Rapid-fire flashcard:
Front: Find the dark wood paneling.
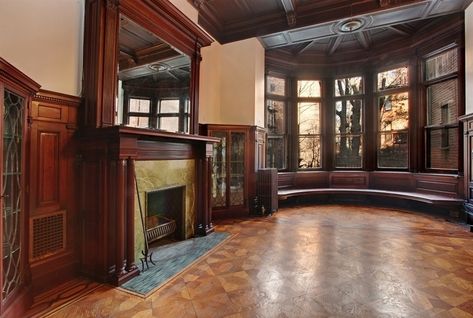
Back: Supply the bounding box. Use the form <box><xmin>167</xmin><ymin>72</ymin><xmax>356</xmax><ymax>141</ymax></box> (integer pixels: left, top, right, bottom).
<box><xmin>329</xmin><ymin>172</ymin><xmax>369</xmax><ymax>188</ymax></box>
<box><xmin>414</xmin><ymin>174</ymin><xmax>462</xmax><ymax>197</ymax></box>
<box><xmin>370</xmin><ymin>172</ymin><xmax>416</xmax><ymax>191</ymax></box>
<box><xmin>294</xmin><ymin>171</ymin><xmax>330</xmax><ymax>189</ymax></box>
<box><xmin>38</xmin><ymin>132</ymin><xmax>60</xmax><ymax>205</ymax></box>
<box><xmin>278</xmin><ymin>171</ymin><xmax>463</xmax><ymax>200</ymax></box>
<box><xmin>38</xmin><ymin>105</ymin><xmax>62</xmax><ymax>120</ymax></box>
<box><xmin>278</xmin><ymin>172</ymin><xmax>295</xmax><ymax>188</ymax></box>
<box><xmin>137</xmin><ymin>140</ymin><xmax>195</xmax><ymax>160</ymax></box>
<box><xmin>29</xmin><ymin>91</ymin><xmax>80</xmax><ymax>295</ymax></box>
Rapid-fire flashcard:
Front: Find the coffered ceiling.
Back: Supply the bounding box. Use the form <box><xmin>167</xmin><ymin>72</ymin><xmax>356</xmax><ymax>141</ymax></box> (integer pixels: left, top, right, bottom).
<box><xmin>188</xmin><ymin>0</ymin><xmax>471</xmax><ymax>54</ymax></box>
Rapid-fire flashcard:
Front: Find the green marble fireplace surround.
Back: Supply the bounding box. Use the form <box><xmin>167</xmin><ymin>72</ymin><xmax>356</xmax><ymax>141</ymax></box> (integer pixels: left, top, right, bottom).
<box><xmin>134</xmin><ymin>159</ymin><xmax>196</xmax><ymax>261</ymax></box>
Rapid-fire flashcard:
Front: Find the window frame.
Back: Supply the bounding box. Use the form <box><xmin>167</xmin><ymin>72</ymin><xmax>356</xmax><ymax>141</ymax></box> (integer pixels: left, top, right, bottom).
<box><xmin>333</xmin><ymin>75</ymin><xmax>365</xmax><ymax>169</ymax></box>
<box><xmin>422</xmin><ymin>44</ymin><xmax>461</xmax><ymax>173</ymax></box>
<box><xmin>265</xmin><ymin>74</ymin><xmax>289</xmax><ymax>170</ymax></box>
<box><xmin>374</xmin><ymin>64</ymin><xmax>411</xmax><ymax>170</ymax></box>
<box><xmin>296</xmin><ymin>79</ymin><xmax>323</xmax><ymax>170</ymax></box>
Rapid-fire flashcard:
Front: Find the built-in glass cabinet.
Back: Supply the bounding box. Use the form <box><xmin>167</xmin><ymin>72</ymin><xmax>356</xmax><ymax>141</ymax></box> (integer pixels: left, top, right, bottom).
<box><xmin>0</xmin><ymin>57</ymin><xmax>40</xmax><ymax>316</ymax></box>
<box><xmin>202</xmin><ymin>124</ymin><xmax>261</xmax><ymax>217</ymax></box>
<box><xmin>210</xmin><ymin>130</ymin><xmax>245</xmax><ymax>209</ymax></box>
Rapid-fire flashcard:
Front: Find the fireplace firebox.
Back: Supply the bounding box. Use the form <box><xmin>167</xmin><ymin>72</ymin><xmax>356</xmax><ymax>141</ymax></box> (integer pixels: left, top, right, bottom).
<box><xmin>145</xmin><ymin>185</ymin><xmax>185</xmax><ymax>243</ymax></box>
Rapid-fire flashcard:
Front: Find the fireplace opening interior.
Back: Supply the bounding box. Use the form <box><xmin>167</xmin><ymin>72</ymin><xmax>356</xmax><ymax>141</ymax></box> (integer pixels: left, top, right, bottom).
<box><xmin>145</xmin><ymin>185</ymin><xmax>186</xmax><ymax>245</ymax></box>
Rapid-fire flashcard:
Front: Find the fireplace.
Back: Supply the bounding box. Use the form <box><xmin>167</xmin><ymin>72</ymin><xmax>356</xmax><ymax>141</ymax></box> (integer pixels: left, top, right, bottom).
<box><xmin>146</xmin><ymin>185</ymin><xmax>185</xmax><ymax>242</ymax></box>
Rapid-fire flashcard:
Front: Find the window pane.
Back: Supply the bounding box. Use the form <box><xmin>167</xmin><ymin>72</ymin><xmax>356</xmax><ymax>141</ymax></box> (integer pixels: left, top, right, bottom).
<box><xmin>128</xmin><ymin>116</ymin><xmax>149</xmax><ymax>128</ymax></box>
<box><xmin>334</xmin><ymin>76</ymin><xmax>363</xmax><ymax>96</ymax></box>
<box><xmin>379</xmin><ymin>93</ymin><xmax>409</xmax><ymax>131</ymax></box>
<box><xmin>298</xmin><ymin>136</ymin><xmax>321</xmax><ymax>168</ymax></box>
<box><xmin>427</xmin><ymin>79</ymin><xmax>458</xmax><ymax>125</ymax></box>
<box><xmin>298</xmin><ymin>102</ymin><xmax>320</xmax><ymax>134</ymax></box>
<box><xmin>184</xmin><ymin>98</ymin><xmax>190</xmax><ymax>113</ymax></box>
<box><xmin>159</xmin><ymin>117</ymin><xmax>179</xmax><ymax>131</ymax></box>
<box><xmin>267</xmin><ymin>137</ymin><xmax>286</xmax><ymax>169</ymax></box>
<box><xmin>266</xmin><ymin>76</ymin><xmax>285</xmax><ymax>96</ymax></box>
<box><xmin>266</xmin><ymin>100</ymin><xmax>285</xmax><ymax>134</ymax></box>
<box><xmin>377</xmin><ymin>67</ymin><xmax>408</xmax><ymax>90</ymax></box>
<box><xmin>297</xmin><ymin>80</ymin><xmax>321</xmax><ymax>97</ymax></box>
<box><xmin>160</xmin><ymin>99</ymin><xmax>180</xmax><ymax>113</ymax></box>
<box><xmin>335</xmin><ymin>135</ymin><xmax>362</xmax><ymax>168</ymax></box>
<box><xmin>129</xmin><ymin>98</ymin><xmax>150</xmax><ymax>113</ymax></box>
<box><xmin>335</xmin><ymin>100</ymin><xmax>362</xmax><ymax>134</ymax></box>
<box><xmin>426</xmin><ymin>48</ymin><xmax>458</xmax><ymax>81</ymax></box>
<box><xmin>378</xmin><ymin>132</ymin><xmax>408</xmax><ymax>168</ymax></box>
<box><xmin>427</xmin><ymin>127</ymin><xmax>458</xmax><ymax>169</ymax></box>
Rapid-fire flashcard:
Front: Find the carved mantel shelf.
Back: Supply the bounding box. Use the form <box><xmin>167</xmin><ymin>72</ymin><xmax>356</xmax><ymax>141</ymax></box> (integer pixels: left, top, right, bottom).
<box><xmin>80</xmin><ymin>125</ymin><xmax>219</xmax><ymax>143</ymax></box>
<box><xmin>78</xmin><ymin>126</ymin><xmax>219</xmax><ymax>160</ymax></box>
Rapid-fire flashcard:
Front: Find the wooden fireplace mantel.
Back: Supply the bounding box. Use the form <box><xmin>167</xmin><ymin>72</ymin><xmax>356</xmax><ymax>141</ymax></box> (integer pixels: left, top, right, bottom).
<box><xmin>78</xmin><ymin>127</ymin><xmax>218</xmax><ymax>285</ymax></box>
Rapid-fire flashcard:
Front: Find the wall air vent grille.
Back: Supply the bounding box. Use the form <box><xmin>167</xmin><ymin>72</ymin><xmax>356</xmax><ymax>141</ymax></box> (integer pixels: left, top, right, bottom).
<box><xmin>30</xmin><ymin>211</ymin><xmax>66</xmax><ymax>261</ymax></box>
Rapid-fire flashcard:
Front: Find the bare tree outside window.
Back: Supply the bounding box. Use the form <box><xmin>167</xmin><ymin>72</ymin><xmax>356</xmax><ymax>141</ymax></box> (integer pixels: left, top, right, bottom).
<box><xmin>296</xmin><ymin>80</ymin><xmax>322</xmax><ymax>169</ymax></box>
<box><xmin>334</xmin><ymin>77</ymin><xmax>363</xmax><ymax>168</ymax></box>
<box><xmin>298</xmin><ymin>101</ymin><xmax>321</xmax><ymax>168</ymax></box>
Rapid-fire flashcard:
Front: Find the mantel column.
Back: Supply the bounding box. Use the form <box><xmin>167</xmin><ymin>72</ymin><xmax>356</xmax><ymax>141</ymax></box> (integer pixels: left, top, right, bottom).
<box><xmin>196</xmin><ymin>143</ymin><xmax>214</xmax><ymax>235</ymax></box>
<box><xmin>114</xmin><ymin>159</ymin><xmax>127</xmax><ymax>282</ymax></box>
<box><xmin>126</xmin><ymin>158</ymin><xmax>138</xmax><ymax>274</ymax></box>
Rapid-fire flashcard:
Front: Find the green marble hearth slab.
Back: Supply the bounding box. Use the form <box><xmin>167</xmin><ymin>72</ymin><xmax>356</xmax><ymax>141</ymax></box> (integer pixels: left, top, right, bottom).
<box><xmin>120</xmin><ymin>232</ymin><xmax>231</xmax><ymax>297</ymax></box>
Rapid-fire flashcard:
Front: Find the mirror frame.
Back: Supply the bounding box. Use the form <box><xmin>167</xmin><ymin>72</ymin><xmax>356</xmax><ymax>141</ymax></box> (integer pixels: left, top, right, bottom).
<box><xmin>82</xmin><ymin>0</ymin><xmax>213</xmax><ymax>134</ymax></box>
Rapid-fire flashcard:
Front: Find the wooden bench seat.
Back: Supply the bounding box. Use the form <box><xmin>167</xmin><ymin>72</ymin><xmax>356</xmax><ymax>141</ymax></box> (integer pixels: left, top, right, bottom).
<box><xmin>278</xmin><ymin>187</ymin><xmax>464</xmax><ymax>208</ymax></box>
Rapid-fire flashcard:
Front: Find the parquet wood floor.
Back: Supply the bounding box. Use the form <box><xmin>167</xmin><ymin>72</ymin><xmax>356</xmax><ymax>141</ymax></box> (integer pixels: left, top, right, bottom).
<box><xmin>35</xmin><ymin>205</ymin><xmax>473</xmax><ymax>317</ymax></box>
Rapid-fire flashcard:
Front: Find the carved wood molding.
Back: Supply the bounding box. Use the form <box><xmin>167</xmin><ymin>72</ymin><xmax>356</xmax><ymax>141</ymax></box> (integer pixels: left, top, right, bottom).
<box><xmin>0</xmin><ymin>57</ymin><xmax>41</xmax><ymax>94</ymax></box>
<box><xmin>33</xmin><ymin>89</ymin><xmax>81</xmax><ymax>107</ymax></box>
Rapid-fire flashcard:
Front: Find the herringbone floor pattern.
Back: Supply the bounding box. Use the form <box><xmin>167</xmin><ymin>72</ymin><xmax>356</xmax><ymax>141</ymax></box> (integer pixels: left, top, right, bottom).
<box><xmin>38</xmin><ymin>205</ymin><xmax>473</xmax><ymax>317</ymax></box>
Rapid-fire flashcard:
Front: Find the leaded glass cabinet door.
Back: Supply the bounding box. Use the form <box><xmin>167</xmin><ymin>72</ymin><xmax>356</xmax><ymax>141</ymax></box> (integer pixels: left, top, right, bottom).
<box><xmin>229</xmin><ymin>132</ymin><xmax>245</xmax><ymax>206</ymax></box>
<box><xmin>211</xmin><ymin>131</ymin><xmax>227</xmax><ymax>208</ymax></box>
<box><xmin>1</xmin><ymin>88</ymin><xmax>26</xmax><ymax>305</ymax></box>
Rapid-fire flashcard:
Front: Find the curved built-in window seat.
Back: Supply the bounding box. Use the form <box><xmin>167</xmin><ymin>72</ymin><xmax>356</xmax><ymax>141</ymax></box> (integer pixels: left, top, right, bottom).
<box><xmin>277</xmin><ymin>171</ymin><xmax>466</xmax><ymax>220</ymax></box>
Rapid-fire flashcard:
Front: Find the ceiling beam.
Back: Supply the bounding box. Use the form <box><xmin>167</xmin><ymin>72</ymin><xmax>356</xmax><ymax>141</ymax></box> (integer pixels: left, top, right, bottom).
<box><xmin>327</xmin><ymin>36</ymin><xmax>343</xmax><ymax>55</ymax></box>
<box><xmin>234</xmin><ymin>0</ymin><xmax>252</xmax><ymax>15</ymax></box>
<box><xmin>422</xmin><ymin>0</ymin><xmax>440</xmax><ymax>18</ymax></box>
<box><xmin>388</xmin><ymin>25</ymin><xmax>412</xmax><ymax>36</ymax></box>
<box><xmin>280</xmin><ymin>0</ymin><xmax>296</xmax><ymax>27</ymax></box>
<box><xmin>295</xmin><ymin>40</ymin><xmax>317</xmax><ymax>55</ymax></box>
<box><xmin>355</xmin><ymin>31</ymin><xmax>371</xmax><ymax>50</ymax></box>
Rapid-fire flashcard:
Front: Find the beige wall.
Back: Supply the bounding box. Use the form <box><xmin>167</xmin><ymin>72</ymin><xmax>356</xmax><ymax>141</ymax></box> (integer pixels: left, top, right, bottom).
<box><xmin>466</xmin><ymin>2</ymin><xmax>473</xmax><ymax>114</ymax></box>
<box><xmin>199</xmin><ymin>42</ymin><xmax>223</xmax><ymax>123</ymax></box>
<box><xmin>199</xmin><ymin>38</ymin><xmax>265</xmax><ymax>126</ymax></box>
<box><xmin>0</xmin><ymin>0</ymin><xmax>84</xmax><ymax>96</ymax></box>
<box><xmin>170</xmin><ymin>0</ymin><xmax>266</xmax><ymax>126</ymax></box>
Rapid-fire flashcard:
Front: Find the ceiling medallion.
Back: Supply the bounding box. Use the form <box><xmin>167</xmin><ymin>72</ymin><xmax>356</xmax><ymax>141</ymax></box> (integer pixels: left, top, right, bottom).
<box><xmin>339</xmin><ymin>19</ymin><xmax>364</xmax><ymax>32</ymax></box>
<box><xmin>332</xmin><ymin>16</ymin><xmax>372</xmax><ymax>34</ymax></box>
<box><xmin>149</xmin><ymin>63</ymin><xmax>169</xmax><ymax>72</ymax></box>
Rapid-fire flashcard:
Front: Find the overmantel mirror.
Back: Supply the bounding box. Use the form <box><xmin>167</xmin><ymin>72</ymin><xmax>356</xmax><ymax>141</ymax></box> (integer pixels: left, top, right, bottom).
<box><xmin>116</xmin><ymin>14</ymin><xmax>191</xmax><ymax>133</ymax></box>
<box><xmin>81</xmin><ymin>0</ymin><xmax>212</xmax><ymax>133</ymax></box>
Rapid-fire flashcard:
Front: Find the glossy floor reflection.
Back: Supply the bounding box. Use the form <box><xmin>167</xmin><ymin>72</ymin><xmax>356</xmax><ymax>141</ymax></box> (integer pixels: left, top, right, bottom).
<box><xmin>39</xmin><ymin>205</ymin><xmax>473</xmax><ymax>317</ymax></box>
